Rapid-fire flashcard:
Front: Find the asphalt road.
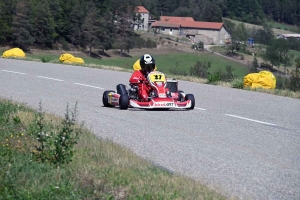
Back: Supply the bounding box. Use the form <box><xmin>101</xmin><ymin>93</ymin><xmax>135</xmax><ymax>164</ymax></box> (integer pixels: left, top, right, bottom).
<box><xmin>0</xmin><ymin>58</ymin><xmax>299</xmax><ymax>200</ymax></box>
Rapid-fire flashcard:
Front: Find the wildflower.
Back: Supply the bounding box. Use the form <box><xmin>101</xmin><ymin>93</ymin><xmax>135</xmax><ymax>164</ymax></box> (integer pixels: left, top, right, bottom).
<box><xmin>21</xmin><ymin>133</ymin><xmax>24</xmax><ymax>136</ymax></box>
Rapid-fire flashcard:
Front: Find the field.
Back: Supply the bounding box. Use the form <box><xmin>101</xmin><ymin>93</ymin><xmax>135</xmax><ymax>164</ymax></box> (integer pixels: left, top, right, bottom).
<box><xmin>223</xmin><ymin>17</ymin><xmax>299</xmax><ymax>35</ymax></box>
<box><xmin>26</xmin><ymin>48</ymin><xmax>250</xmax><ymax>79</ymax></box>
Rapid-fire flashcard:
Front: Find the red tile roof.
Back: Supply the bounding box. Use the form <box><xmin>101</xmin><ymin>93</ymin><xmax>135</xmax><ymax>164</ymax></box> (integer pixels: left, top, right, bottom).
<box><xmin>152</xmin><ymin>16</ymin><xmax>223</xmax><ymax>30</ymax></box>
<box><xmin>151</xmin><ymin>21</ymin><xmax>181</xmax><ymax>28</ymax></box>
<box><xmin>135</xmin><ymin>6</ymin><xmax>149</xmax><ymax>13</ymax></box>
<box><xmin>160</xmin><ymin>16</ymin><xmax>194</xmax><ymax>22</ymax></box>
<box><xmin>181</xmin><ymin>21</ymin><xmax>223</xmax><ymax>29</ymax></box>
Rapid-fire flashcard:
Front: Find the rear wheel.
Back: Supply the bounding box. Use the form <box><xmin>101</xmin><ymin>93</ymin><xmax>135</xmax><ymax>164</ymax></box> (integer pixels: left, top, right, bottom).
<box><xmin>119</xmin><ymin>94</ymin><xmax>129</xmax><ymax>110</ymax></box>
<box><xmin>102</xmin><ymin>90</ymin><xmax>115</xmax><ymax>107</ymax></box>
<box><xmin>117</xmin><ymin>84</ymin><xmax>127</xmax><ymax>95</ymax></box>
<box><xmin>178</xmin><ymin>90</ymin><xmax>185</xmax><ymax>101</ymax></box>
<box><xmin>185</xmin><ymin>94</ymin><xmax>195</xmax><ymax>110</ymax></box>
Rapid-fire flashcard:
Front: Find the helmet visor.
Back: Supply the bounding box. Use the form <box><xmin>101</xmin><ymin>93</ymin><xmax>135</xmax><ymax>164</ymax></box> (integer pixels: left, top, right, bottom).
<box><xmin>142</xmin><ymin>64</ymin><xmax>155</xmax><ymax>73</ymax></box>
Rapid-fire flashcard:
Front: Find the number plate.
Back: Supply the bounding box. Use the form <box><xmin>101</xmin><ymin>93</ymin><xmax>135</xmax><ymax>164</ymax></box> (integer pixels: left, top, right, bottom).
<box><xmin>148</xmin><ymin>73</ymin><xmax>166</xmax><ymax>83</ymax></box>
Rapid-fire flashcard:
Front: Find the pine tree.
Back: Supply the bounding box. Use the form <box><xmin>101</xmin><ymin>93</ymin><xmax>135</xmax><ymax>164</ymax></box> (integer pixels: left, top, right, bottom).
<box><xmin>0</xmin><ymin>0</ymin><xmax>16</xmax><ymax>44</ymax></box>
<box><xmin>67</xmin><ymin>0</ymin><xmax>85</xmax><ymax>46</ymax></box>
<box><xmin>31</xmin><ymin>0</ymin><xmax>56</xmax><ymax>48</ymax></box>
<box><xmin>12</xmin><ymin>0</ymin><xmax>35</xmax><ymax>49</ymax></box>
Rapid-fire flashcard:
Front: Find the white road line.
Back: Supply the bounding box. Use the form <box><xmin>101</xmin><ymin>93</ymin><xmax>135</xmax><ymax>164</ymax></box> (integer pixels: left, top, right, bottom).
<box><xmin>37</xmin><ymin>76</ymin><xmax>64</xmax><ymax>82</ymax></box>
<box><xmin>224</xmin><ymin>114</ymin><xmax>276</xmax><ymax>126</ymax></box>
<box><xmin>74</xmin><ymin>83</ymin><xmax>104</xmax><ymax>89</ymax></box>
<box><xmin>2</xmin><ymin>70</ymin><xmax>26</xmax><ymax>75</ymax></box>
<box><xmin>195</xmin><ymin>107</ymin><xmax>206</xmax><ymax>110</ymax></box>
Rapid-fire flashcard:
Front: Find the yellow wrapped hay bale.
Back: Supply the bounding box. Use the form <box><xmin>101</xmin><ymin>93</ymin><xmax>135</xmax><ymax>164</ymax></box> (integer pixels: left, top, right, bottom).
<box><xmin>2</xmin><ymin>48</ymin><xmax>26</xmax><ymax>58</ymax></box>
<box><xmin>243</xmin><ymin>70</ymin><xmax>276</xmax><ymax>89</ymax></box>
<box><xmin>59</xmin><ymin>53</ymin><xmax>84</xmax><ymax>64</ymax></box>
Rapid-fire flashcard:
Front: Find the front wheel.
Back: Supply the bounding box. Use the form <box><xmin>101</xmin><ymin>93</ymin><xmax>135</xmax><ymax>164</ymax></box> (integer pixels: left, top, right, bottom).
<box><xmin>119</xmin><ymin>94</ymin><xmax>129</xmax><ymax>110</ymax></box>
<box><xmin>102</xmin><ymin>90</ymin><xmax>115</xmax><ymax>107</ymax></box>
<box><xmin>185</xmin><ymin>94</ymin><xmax>195</xmax><ymax>110</ymax></box>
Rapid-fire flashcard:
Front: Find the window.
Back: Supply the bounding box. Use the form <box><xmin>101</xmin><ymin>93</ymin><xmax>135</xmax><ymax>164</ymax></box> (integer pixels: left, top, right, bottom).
<box><xmin>170</xmin><ymin>29</ymin><xmax>173</xmax><ymax>32</ymax></box>
<box><xmin>161</xmin><ymin>28</ymin><xmax>165</xmax><ymax>32</ymax></box>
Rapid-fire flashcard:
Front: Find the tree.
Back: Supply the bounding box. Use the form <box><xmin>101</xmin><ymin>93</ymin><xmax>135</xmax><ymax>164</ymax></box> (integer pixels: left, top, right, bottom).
<box><xmin>263</xmin><ymin>38</ymin><xmax>291</xmax><ymax>71</ymax></box>
<box><xmin>172</xmin><ymin>7</ymin><xmax>191</xmax><ymax>17</ymax></box>
<box><xmin>0</xmin><ymin>0</ymin><xmax>16</xmax><ymax>44</ymax></box>
<box><xmin>12</xmin><ymin>0</ymin><xmax>35</xmax><ymax>49</ymax></box>
<box><xmin>202</xmin><ymin>3</ymin><xmax>222</xmax><ymax>22</ymax></box>
<box><xmin>31</xmin><ymin>0</ymin><xmax>56</xmax><ymax>48</ymax></box>
<box><xmin>66</xmin><ymin>0</ymin><xmax>85</xmax><ymax>46</ymax></box>
<box><xmin>81</xmin><ymin>3</ymin><xmax>103</xmax><ymax>55</ymax></box>
<box><xmin>233</xmin><ymin>23</ymin><xmax>248</xmax><ymax>42</ymax></box>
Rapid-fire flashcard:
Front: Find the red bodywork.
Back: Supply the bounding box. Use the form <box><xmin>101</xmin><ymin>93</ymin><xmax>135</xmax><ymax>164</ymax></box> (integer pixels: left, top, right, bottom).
<box><xmin>108</xmin><ymin>71</ymin><xmax>192</xmax><ymax>109</ymax></box>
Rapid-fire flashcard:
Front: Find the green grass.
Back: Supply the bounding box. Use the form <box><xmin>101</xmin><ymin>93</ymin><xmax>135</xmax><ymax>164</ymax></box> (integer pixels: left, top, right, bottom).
<box><xmin>0</xmin><ymin>99</ymin><xmax>228</xmax><ymax>199</ymax></box>
<box><xmin>223</xmin><ymin>17</ymin><xmax>298</xmax><ymax>35</ymax></box>
<box><xmin>269</xmin><ymin>21</ymin><xmax>300</xmax><ymax>33</ymax></box>
<box><xmin>27</xmin><ymin>52</ymin><xmax>249</xmax><ymax>79</ymax></box>
<box><xmin>290</xmin><ymin>50</ymin><xmax>300</xmax><ymax>58</ymax></box>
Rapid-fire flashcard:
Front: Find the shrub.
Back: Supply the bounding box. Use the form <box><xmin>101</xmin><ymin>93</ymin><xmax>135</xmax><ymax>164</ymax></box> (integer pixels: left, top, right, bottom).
<box><xmin>276</xmin><ymin>76</ymin><xmax>289</xmax><ymax>90</ymax></box>
<box><xmin>289</xmin><ymin>69</ymin><xmax>300</xmax><ymax>91</ymax></box>
<box><xmin>225</xmin><ymin>65</ymin><xmax>236</xmax><ymax>80</ymax></box>
<box><xmin>189</xmin><ymin>61</ymin><xmax>211</xmax><ymax>78</ymax></box>
<box><xmin>62</xmin><ymin>40</ymin><xmax>70</xmax><ymax>51</ymax></box>
<box><xmin>40</xmin><ymin>57</ymin><xmax>51</xmax><ymax>63</ymax></box>
<box><xmin>249</xmin><ymin>56</ymin><xmax>259</xmax><ymax>73</ymax></box>
<box><xmin>28</xmin><ymin>102</ymin><xmax>83</xmax><ymax>166</ymax></box>
<box><xmin>231</xmin><ymin>78</ymin><xmax>244</xmax><ymax>89</ymax></box>
<box><xmin>208</xmin><ymin>69</ymin><xmax>222</xmax><ymax>83</ymax></box>
<box><xmin>145</xmin><ymin>38</ymin><xmax>156</xmax><ymax>48</ymax></box>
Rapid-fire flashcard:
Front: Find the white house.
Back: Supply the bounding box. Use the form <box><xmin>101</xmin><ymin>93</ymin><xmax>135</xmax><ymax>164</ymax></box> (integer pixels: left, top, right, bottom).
<box><xmin>133</xmin><ymin>6</ymin><xmax>149</xmax><ymax>31</ymax></box>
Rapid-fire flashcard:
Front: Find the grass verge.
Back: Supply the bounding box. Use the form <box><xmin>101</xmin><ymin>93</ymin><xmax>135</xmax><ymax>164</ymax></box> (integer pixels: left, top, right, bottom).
<box><xmin>0</xmin><ymin>99</ymin><xmax>228</xmax><ymax>199</ymax></box>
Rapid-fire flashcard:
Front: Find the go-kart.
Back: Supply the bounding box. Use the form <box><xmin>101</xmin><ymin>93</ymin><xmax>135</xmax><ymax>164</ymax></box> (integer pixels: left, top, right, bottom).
<box><xmin>102</xmin><ymin>71</ymin><xmax>195</xmax><ymax>110</ymax></box>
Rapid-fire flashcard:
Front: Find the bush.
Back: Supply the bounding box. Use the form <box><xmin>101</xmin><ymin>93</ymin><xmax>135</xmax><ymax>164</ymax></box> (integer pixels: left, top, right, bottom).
<box><xmin>276</xmin><ymin>76</ymin><xmax>289</xmax><ymax>90</ymax></box>
<box><xmin>145</xmin><ymin>38</ymin><xmax>157</xmax><ymax>48</ymax></box>
<box><xmin>249</xmin><ymin>56</ymin><xmax>259</xmax><ymax>73</ymax></box>
<box><xmin>62</xmin><ymin>40</ymin><xmax>70</xmax><ymax>51</ymax></box>
<box><xmin>190</xmin><ymin>61</ymin><xmax>211</xmax><ymax>78</ymax></box>
<box><xmin>224</xmin><ymin>65</ymin><xmax>236</xmax><ymax>80</ymax></box>
<box><xmin>231</xmin><ymin>78</ymin><xmax>244</xmax><ymax>89</ymax></box>
<box><xmin>40</xmin><ymin>57</ymin><xmax>51</xmax><ymax>63</ymax></box>
<box><xmin>28</xmin><ymin>102</ymin><xmax>83</xmax><ymax>166</ymax></box>
<box><xmin>289</xmin><ymin>69</ymin><xmax>300</xmax><ymax>91</ymax></box>
<box><xmin>208</xmin><ymin>71</ymin><xmax>222</xmax><ymax>83</ymax></box>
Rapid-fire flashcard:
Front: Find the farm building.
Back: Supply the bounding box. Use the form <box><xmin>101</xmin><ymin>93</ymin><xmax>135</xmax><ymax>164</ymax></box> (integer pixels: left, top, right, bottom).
<box><xmin>151</xmin><ymin>16</ymin><xmax>231</xmax><ymax>45</ymax></box>
<box><xmin>133</xmin><ymin>6</ymin><xmax>150</xmax><ymax>31</ymax></box>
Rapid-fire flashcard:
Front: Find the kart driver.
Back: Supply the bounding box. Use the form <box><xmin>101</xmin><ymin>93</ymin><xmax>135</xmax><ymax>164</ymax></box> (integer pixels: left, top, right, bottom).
<box><xmin>129</xmin><ymin>54</ymin><xmax>156</xmax><ymax>101</ymax></box>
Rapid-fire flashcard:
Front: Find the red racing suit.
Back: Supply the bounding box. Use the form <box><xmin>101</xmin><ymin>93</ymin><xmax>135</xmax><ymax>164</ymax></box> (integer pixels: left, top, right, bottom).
<box><xmin>129</xmin><ymin>70</ymin><xmax>152</xmax><ymax>101</ymax></box>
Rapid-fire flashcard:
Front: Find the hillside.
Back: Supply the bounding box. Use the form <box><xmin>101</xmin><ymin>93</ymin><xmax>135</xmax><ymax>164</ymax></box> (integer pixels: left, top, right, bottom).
<box><xmin>223</xmin><ymin>18</ymin><xmax>300</xmax><ymax>35</ymax></box>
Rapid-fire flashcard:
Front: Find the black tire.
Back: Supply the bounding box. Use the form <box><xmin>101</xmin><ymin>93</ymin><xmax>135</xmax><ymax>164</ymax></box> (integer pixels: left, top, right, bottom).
<box><xmin>178</xmin><ymin>90</ymin><xmax>184</xmax><ymax>101</ymax></box>
<box><xmin>119</xmin><ymin>94</ymin><xmax>129</xmax><ymax>110</ymax></box>
<box><xmin>185</xmin><ymin>94</ymin><xmax>195</xmax><ymax>110</ymax></box>
<box><xmin>102</xmin><ymin>90</ymin><xmax>115</xmax><ymax>107</ymax></box>
<box><xmin>117</xmin><ymin>84</ymin><xmax>127</xmax><ymax>95</ymax></box>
